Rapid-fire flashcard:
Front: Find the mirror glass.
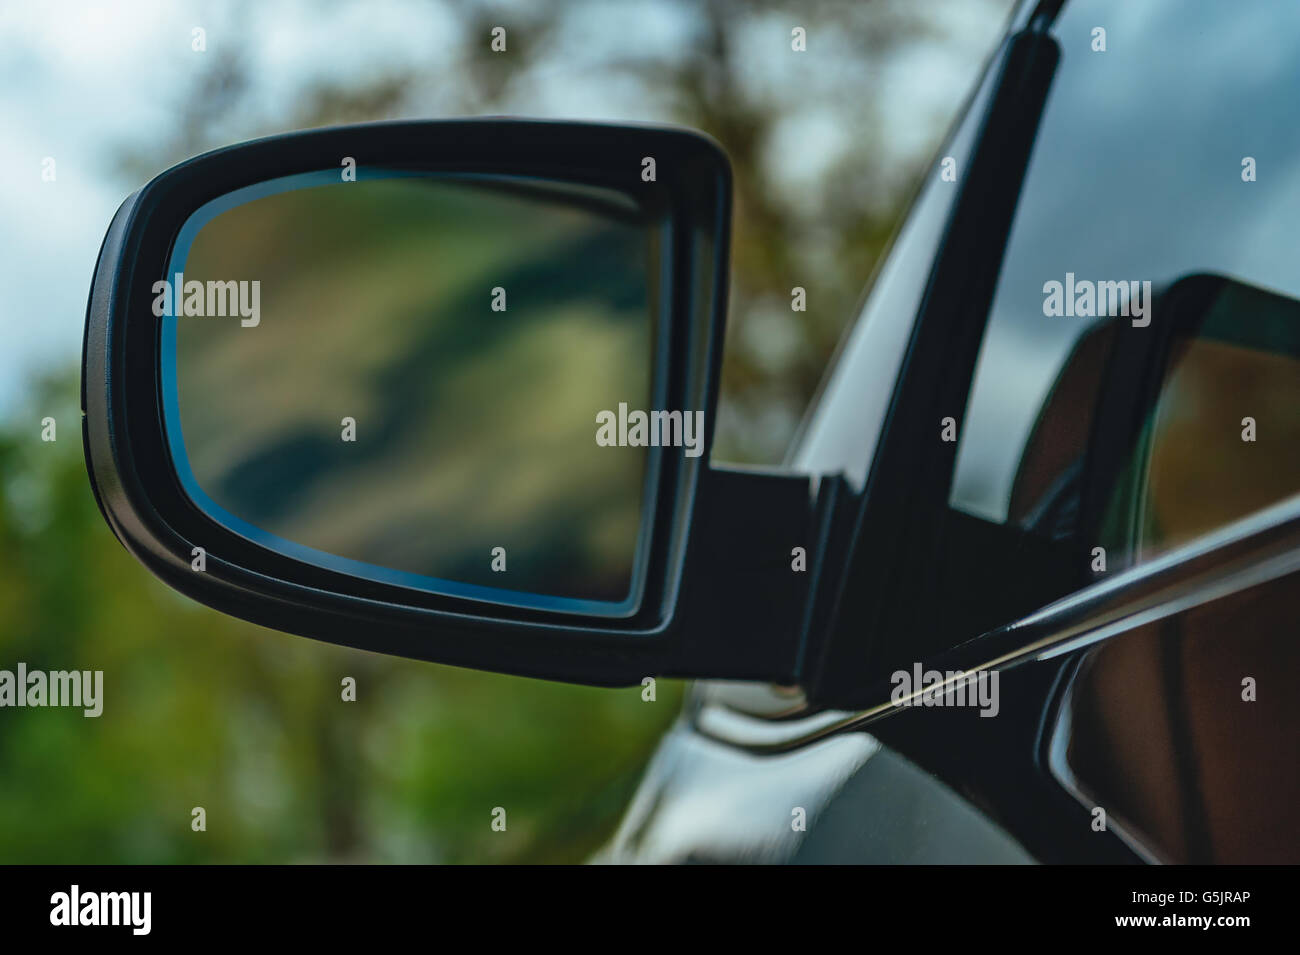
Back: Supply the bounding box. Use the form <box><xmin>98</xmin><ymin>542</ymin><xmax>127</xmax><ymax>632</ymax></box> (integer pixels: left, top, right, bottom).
<box><xmin>160</xmin><ymin>170</ymin><xmax>665</xmax><ymax>615</ymax></box>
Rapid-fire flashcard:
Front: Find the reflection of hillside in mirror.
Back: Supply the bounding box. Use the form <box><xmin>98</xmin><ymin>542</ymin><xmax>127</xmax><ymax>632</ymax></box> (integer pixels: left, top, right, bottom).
<box><xmin>175</xmin><ymin>176</ymin><xmax>657</xmax><ymax>604</ymax></box>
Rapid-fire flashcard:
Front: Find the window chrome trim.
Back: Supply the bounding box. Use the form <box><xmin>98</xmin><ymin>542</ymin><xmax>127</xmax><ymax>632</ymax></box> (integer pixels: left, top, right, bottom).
<box><xmin>696</xmin><ymin>491</ymin><xmax>1300</xmax><ymax>754</ymax></box>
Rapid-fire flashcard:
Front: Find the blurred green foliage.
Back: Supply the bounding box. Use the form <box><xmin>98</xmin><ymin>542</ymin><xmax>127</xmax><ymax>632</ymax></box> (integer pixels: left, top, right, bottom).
<box><xmin>0</xmin><ymin>372</ymin><xmax>681</xmax><ymax>862</ymax></box>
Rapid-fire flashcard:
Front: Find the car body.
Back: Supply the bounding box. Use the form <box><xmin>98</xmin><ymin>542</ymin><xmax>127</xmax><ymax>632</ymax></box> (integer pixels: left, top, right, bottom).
<box><xmin>600</xmin><ymin>0</ymin><xmax>1300</xmax><ymax>864</ymax></box>
<box><xmin>81</xmin><ymin>0</ymin><xmax>1298</xmax><ymax>867</ymax></box>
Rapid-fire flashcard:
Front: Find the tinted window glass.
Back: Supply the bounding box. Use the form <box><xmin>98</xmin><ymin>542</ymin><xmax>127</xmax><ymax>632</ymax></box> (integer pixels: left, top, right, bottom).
<box><xmin>938</xmin><ymin>0</ymin><xmax>1300</xmax><ymax>635</ymax></box>
<box><xmin>1098</xmin><ymin>279</ymin><xmax>1300</xmax><ymax>563</ymax></box>
<box><xmin>1054</xmin><ymin>570</ymin><xmax>1299</xmax><ymax>864</ymax></box>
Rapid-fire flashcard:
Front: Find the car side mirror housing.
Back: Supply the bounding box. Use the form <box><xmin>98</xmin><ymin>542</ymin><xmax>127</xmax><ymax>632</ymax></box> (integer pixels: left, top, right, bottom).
<box><xmin>82</xmin><ymin>119</ymin><xmax>827</xmax><ymax>687</ymax></box>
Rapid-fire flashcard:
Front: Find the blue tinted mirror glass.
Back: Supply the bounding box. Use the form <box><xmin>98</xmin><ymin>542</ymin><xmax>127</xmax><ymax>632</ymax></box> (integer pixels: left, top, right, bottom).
<box><xmin>161</xmin><ymin>171</ymin><xmax>665</xmax><ymax>615</ymax></box>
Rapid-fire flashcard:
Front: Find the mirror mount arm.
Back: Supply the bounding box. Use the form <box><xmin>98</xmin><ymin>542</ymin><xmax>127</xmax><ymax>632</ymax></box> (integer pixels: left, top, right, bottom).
<box><xmin>666</xmin><ymin>465</ymin><xmax>859</xmax><ymax>688</ymax></box>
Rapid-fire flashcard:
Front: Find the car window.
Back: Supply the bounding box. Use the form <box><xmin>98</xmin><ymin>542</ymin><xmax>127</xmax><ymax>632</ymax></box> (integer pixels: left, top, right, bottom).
<box><xmin>1051</xmin><ymin>568</ymin><xmax>1300</xmax><ymax>864</ymax></box>
<box><xmin>935</xmin><ymin>0</ymin><xmax>1300</xmax><ymax>636</ymax></box>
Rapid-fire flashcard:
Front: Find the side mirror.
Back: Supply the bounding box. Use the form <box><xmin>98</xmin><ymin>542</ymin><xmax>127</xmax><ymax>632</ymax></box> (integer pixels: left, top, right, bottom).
<box><xmin>83</xmin><ymin>120</ymin><xmax>822</xmax><ymax>686</ymax></box>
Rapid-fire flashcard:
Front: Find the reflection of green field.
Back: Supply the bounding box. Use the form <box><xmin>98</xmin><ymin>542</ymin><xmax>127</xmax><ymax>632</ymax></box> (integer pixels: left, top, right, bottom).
<box><xmin>178</xmin><ymin>178</ymin><xmax>653</xmax><ymax>601</ymax></box>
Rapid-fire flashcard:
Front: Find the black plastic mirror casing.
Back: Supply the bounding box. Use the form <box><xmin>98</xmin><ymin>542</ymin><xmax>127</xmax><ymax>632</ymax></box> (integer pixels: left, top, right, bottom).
<box><xmin>82</xmin><ymin>119</ymin><xmax>815</xmax><ymax>687</ymax></box>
